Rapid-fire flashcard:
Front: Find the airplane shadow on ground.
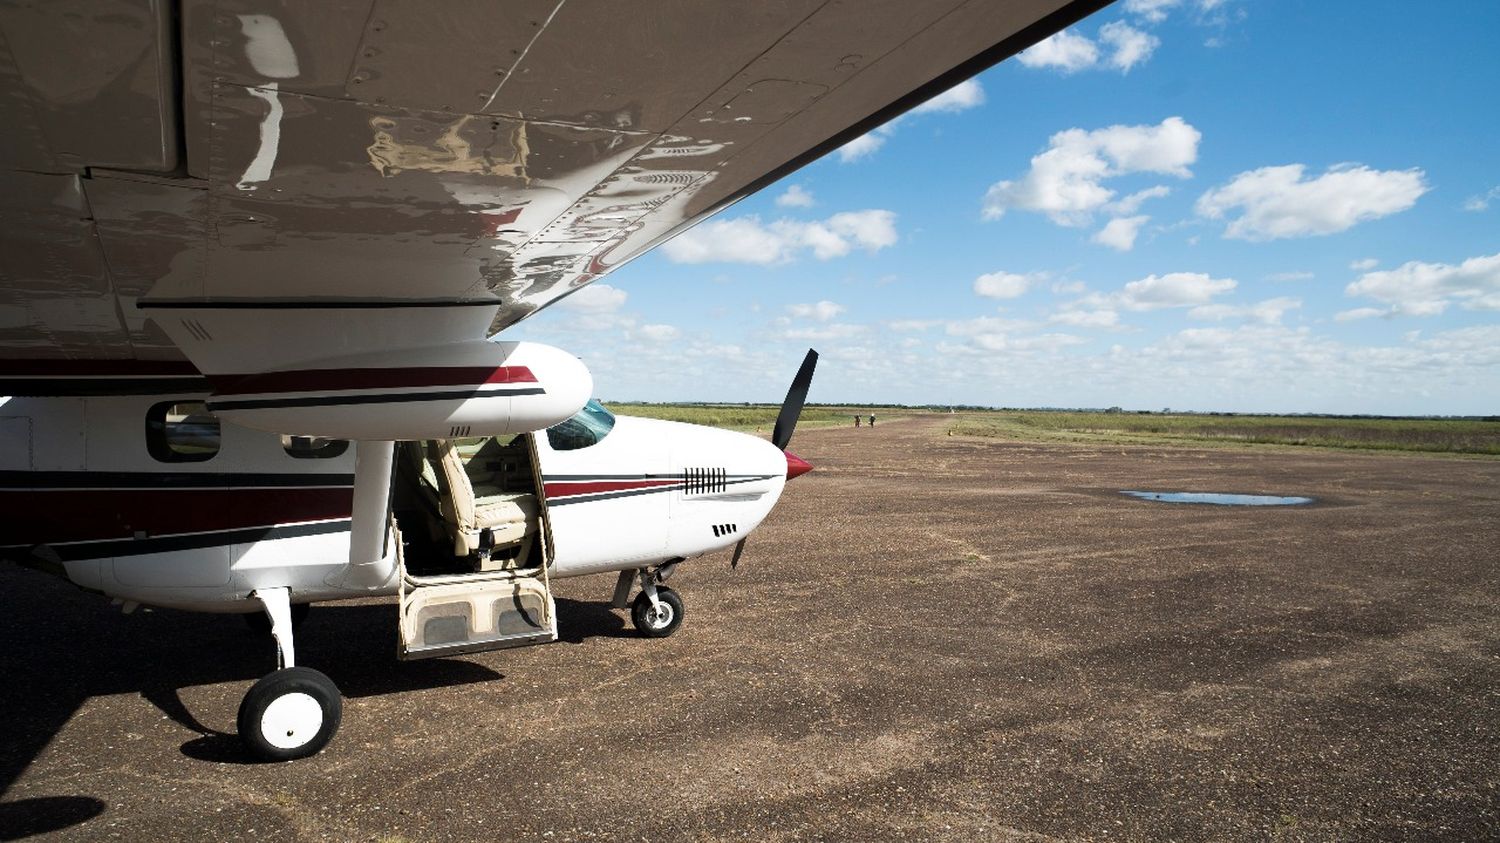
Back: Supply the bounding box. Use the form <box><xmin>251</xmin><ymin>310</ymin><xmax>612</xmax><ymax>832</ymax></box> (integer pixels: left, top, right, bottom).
<box><xmin>0</xmin><ymin>565</ymin><xmax>630</xmax><ymax>833</ymax></box>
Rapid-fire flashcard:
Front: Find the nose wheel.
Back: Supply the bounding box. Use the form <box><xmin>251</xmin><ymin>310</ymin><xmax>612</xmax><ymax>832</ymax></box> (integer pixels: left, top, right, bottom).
<box><xmin>631</xmin><ymin>586</ymin><xmax>684</xmax><ymax>638</ymax></box>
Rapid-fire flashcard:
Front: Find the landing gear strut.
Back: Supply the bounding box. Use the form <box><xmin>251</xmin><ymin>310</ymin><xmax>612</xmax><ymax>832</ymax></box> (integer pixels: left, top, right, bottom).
<box><xmin>614</xmin><ymin>567</ymin><xmax>686</xmax><ymax>638</ymax></box>
<box><xmin>238</xmin><ymin>587</ymin><xmax>342</xmax><ymax>761</ymax></box>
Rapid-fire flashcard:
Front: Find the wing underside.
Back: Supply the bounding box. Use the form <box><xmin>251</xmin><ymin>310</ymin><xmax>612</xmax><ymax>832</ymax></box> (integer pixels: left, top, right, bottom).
<box><xmin>0</xmin><ymin>0</ymin><xmax>1108</xmax><ymax>373</ymax></box>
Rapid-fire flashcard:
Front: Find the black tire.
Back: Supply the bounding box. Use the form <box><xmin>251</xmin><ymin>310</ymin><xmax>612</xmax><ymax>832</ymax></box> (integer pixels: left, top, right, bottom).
<box><xmin>236</xmin><ymin>667</ymin><xmax>342</xmax><ymax>762</ymax></box>
<box><xmin>630</xmin><ymin>587</ymin><xmax>684</xmax><ymax>638</ymax></box>
<box><xmin>242</xmin><ymin>601</ymin><xmax>311</xmax><ymax>633</ymax></box>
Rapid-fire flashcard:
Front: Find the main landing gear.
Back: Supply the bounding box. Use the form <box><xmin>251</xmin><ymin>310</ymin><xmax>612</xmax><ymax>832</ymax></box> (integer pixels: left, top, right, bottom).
<box><xmin>613</xmin><ymin>565</ymin><xmax>685</xmax><ymax>638</ymax></box>
<box><xmin>238</xmin><ymin>588</ymin><xmax>342</xmax><ymax>761</ymax></box>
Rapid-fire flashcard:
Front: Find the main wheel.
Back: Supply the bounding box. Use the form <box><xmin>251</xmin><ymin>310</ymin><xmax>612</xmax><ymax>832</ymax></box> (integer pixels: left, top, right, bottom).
<box><xmin>631</xmin><ymin>587</ymin><xmax>684</xmax><ymax>638</ymax></box>
<box><xmin>237</xmin><ymin>666</ymin><xmax>342</xmax><ymax>762</ymax></box>
<box><xmin>242</xmin><ymin>601</ymin><xmax>311</xmax><ymax>633</ymax></box>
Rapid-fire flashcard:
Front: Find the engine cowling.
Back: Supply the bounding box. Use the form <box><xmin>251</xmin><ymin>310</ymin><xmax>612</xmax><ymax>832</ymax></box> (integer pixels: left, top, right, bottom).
<box><xmin>205</xmin><ymin>340</ymin><xmax>591</xmax><ymax>440</ymax></box>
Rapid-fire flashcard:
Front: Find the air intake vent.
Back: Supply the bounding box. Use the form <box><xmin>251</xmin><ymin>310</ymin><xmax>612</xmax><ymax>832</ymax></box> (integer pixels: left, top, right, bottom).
<box><xmin>711</xmin><ymin>523</ymin><xmax>739</xmax><ymax>538</ymax></box>
<box><xmin>682</xmin><ymin>467</ymin><xmax>726</xmax><ymax>495</ymax></box>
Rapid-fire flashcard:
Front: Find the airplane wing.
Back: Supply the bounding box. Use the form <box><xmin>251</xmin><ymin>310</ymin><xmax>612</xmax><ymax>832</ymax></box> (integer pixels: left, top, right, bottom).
<box><xmin>0</xmin><ymin>0</ymin><xmax>1109</xmax><ymax>381</ymax></box>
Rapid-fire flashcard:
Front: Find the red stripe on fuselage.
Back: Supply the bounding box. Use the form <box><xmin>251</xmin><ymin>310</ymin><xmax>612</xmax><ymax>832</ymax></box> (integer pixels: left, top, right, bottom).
<box><xmin>210</xmin><ymin>366</ymin><xmax>538</xmax><ymax>396</ymax></box>
<box><xmin>542</xmin><ymin>479</ymin><xmax>679</xmax><ymax>500</ymax></box>
<box><xmin>0</xmin><ymin>488</ymin><xmax>354</xmax><ymax>545</ymax></box>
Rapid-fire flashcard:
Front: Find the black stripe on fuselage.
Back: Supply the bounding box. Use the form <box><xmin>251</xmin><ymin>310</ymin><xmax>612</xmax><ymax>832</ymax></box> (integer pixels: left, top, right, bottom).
<box><xmin>208</xmin><ymin>386</ymin><xmax>545</xmax><ymax>411</ymax></box>
<box><xmin>546</xmin><ymin>475</ymin><xmax>776</xmax><ymax>507</ymax></box>
<box><xmin>0</xmin><ymin>471</ymin><xmax>354</xmax><ymax>490</ymax></box>
<box><xmin>0</xmin><ymin>377</ymin><xmax>211</xmax><ymax>396</ymax></box>
<box><xmin>8</xmin><ymin>519</ymin><xmax>351</xmax><ymax>561</ymax></box>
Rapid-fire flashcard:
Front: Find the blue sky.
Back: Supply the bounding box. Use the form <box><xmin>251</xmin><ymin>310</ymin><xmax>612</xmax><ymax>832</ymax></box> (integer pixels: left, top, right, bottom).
<box><xmin>525</xmin><ymin>0</ymin><xmax>1500</xmax><ymax>415</ymax></box>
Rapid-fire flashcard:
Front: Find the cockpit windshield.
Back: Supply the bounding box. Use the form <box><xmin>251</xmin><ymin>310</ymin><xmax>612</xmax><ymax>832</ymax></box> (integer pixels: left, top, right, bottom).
<box><xmin>545</xmin><ymin>399</ymin><xmax>616</xmax><ymax>451</ymax></box>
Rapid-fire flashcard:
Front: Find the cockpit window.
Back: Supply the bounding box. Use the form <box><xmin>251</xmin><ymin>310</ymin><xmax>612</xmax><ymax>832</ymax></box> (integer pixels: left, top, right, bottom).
<box><xmin>546</xmin><ymin>399</ymin><xmax>616</xmax><ymax>451</ymax></box>
<box><xmin>146</xmin><ymin>401</ymin><xmax>220</xmax><ymax>463</ymax></box>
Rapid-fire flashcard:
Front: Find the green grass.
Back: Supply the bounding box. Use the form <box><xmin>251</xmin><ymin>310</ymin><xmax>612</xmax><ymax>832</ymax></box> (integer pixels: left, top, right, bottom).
<box><xmin>947</xmin><ymin>411</ymin><xmax>1500</xmax><ymax>456</ymax></box>
<box><xmin>606</xmin><ymin>402</ymin><xmax>910</xmax><ymax>435</ymax></box>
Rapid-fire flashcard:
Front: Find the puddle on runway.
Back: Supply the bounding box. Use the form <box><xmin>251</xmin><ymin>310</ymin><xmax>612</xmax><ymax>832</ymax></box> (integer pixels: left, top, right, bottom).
<box><xmin>1122</xmin><ymin>491</ymin><xmax>1314</xmax><ymax>506</ymax></box>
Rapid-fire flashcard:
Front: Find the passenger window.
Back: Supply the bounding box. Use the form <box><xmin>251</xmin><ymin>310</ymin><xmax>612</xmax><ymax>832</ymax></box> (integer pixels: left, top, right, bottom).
<box><xmin>146</xmin><ymin>401</ymin><xmax>221</xmax><ymax>463</ymax></box>
<box><xmin>545</xmin><ymin>399</ymin><xmax>616</xmax><ymax>451</ymax></box>
<box><xmin>281</xmin><ymin>435</ymin><xmax>350</xmax><ymax>460</ymax></box>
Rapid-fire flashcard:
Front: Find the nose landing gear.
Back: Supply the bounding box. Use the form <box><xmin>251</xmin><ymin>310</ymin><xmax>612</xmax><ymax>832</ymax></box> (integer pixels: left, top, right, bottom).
<box><xmin>613</xmin><ymin>567</ymin><xmax>686</xmax><ymax>638</ymax></box>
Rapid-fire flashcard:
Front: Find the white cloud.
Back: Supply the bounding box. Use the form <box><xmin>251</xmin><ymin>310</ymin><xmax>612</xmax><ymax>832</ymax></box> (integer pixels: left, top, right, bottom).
<box><xmin>1349</xmin><ymin>258</ymin><xmax>1379</xmax><ymax>271</ymax></box>
<box><xmin>1266</xmin><ymin>270</ymin><xmax>1314</xmax><ymax>282</ymax></box>
<box><xmin>1110</xmin><ymin>272</ymin><xmax>1237</xmax><ymax>310</ymax></box>
<box><xmin>779</xmin><ymin>322</ymin><xmax>866</xmax><ymax>341</ymax></box>
<box><xmin>1092</xmin><ymin>215</ymin><xmax>1150</xmax><ymax>251</ymax></box>
<box><xmin>1345</xmin><ymin>252</ymin><xmax>1500</xmax><ymax>316</ymax></box>
<box><xmin>1196</xmin><ymin>163</ymin><xmax>1429</xmax><ymax>241</ymax></box>
<box><xmin>1051</xmin><ymin>280</ymin><xmax>1088</xmax><ymax>295</ymax></box>
<box><xmin>1124</xmin><ymin>0</ymin><xmax>1182</xmax><ymax>22</ymax></box>
<box><xmin>559</xmin><ymin>283</ymin><xmax>626</xmax><ymax>313</ymax></box>
<box><xmin>912</xmin><ymin>79</ymin><xmax>985</xmax><ymax>114</ymax></box>
<box><xmin>974</xmin><ymin>271</ymin><xmax>1045</xmax><ymax>299</ymax></box>
<box><xmin>1334</xmin><ymin>307</ymin><xmax>1386</xmax><ymax>323</ymax></box>
<box><xmin>1462</xmin><ymin>186</ymin><xmax>1500</xmax><ymax>212</ymax></box>
<box><xmin>984</xmin><ymin>117</ymin><xmax>1200</xmax><ymax>226</ymax></box>
<box><xmin>786</xmin><ymin>300</ymin><xmax>846</xmax><ymax>321</ymax></box>
<box><xmin>1100</xmin><ymin>22</ymin><xmax>1160</xmax><ymax>72</ymax></box>
<box><xmin>775</xmin><ymin>184</ymin><xmax>815</xmax><ymax>208</ymax></box>
<box><xmin>1017</xmin><ymin>29</ymin><xmax>1099</xmax><ymax>73</ymax></box>
<box><xmin>1108</xmin><ymin>185</ymin><xmax>1171</xmax><ymax>216</ymax></box>
<box><xmin>635</xmin><ymin>324</ymin><xmax>680</xmax><ymax>342</ymax></box>
<box><xmin>837</xmin><ymin>130</ymin><xmax>889</xmax><ymax>163</ymax></box>
<box><xmin>1050</xmin><ymin>308</ymin><xmax>1120</xmax><ymax>328</ymax></box>
<box><xmin>1189</xmin><ymin>296</ymin><xmax>1301</xmax><ymax>325</ymax></box>
<box><xmin>662</xmin><ymin>210</ymin><xmax>897</xmax><ymax>264</ymax></box>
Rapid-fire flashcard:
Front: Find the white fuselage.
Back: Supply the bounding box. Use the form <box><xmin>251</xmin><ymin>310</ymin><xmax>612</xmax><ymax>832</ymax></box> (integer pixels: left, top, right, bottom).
<box><xmin>0</xmin><ymin>393</ymin><xmax>791</xmax><ymax>612</ymax></box>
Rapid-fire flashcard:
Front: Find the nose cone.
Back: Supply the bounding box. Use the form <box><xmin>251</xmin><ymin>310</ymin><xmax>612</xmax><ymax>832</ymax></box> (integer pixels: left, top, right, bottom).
<box><xmin>785</xmin><ymin>450</ymin><xmax>813</xmax><ymax>480</ymax></box>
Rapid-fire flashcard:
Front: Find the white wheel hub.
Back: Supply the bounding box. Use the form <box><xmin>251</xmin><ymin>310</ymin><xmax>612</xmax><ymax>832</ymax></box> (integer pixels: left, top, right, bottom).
<box><xmin>645</xmin><ymin>601</ymin><xmax>674</xmax><ymax>629</ymax></box>
<box><xmin>259</xmin><ymin>691</ymin><xmax>324</xmax><ymax>750</ymax></box>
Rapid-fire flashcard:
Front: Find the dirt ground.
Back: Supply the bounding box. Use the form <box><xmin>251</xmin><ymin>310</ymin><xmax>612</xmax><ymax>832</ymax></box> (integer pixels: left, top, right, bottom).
<box><xmin>2</xmin><ymin>416</ymin><xmax>1497</xmax><ymax>841</ymax></box>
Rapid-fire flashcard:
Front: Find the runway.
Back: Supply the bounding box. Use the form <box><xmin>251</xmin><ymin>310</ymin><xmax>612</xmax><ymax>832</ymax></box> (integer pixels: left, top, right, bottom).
<box><xmin>3</xmin><ymin>415</ymin><xmax>1496</xmax><ymax>840</ymax></box>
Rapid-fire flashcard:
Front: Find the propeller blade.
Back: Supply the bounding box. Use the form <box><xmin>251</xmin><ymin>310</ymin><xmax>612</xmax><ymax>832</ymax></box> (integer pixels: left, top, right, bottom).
<box><xmin>771</xmin><ymin>348</ymin><xmax>819</xmax><ymax>451</ymax></box>
<box><xmin>729</xmin><ymin>538</ymin><xmax>748</xmax><ymax>570</ymax></box>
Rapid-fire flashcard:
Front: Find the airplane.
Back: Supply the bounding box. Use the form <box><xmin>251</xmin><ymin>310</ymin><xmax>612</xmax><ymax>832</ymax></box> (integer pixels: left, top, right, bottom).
<box><xmin>0</xmin><ymin>0</ymin><xmax>1111</xmax><ymax>761</ymax></box>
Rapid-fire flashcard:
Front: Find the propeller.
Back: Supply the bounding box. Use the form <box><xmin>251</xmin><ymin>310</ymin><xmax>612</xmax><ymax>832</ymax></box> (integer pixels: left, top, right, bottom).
<box><xmin>733</xmin><ymin>348</ymin><xmax>818</xmax><ymax>569</ymax></box>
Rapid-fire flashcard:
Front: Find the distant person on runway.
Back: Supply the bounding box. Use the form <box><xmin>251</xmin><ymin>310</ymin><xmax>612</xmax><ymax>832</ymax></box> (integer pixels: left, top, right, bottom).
<box><xmin>869</xmin><ymin>414</ymin><xmax>876</xmax><ymax>427</ymax></box>
<box><xmin>854</xmin><ymin>414</ymin><xmax>861</xmax><ymax>427</ymax></box>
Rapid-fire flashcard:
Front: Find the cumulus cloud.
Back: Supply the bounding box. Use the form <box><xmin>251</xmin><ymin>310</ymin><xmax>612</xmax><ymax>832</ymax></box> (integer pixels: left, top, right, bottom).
<box><xmin>1049</xmin><ymin>308</ymin><xmax>1120</xmax><ymax>328</ymax></box>
<box><xmin>1109</xmin><ymin>272</ymin><xmax>1237</xmax><ymax>310</ymax></box>
<box><xmin>786</xmin><ymin>300</ymin><xmax>846</xmax><ymax>321</ymax></box>
<box><xmin>837</xmin><ymin>130</ymin><xmax>888</xmax><ymax>163</ymax></box>
<box><xmin>1196</xmin><ymin>163</ymin><xmax>1428</xmax><ymax>241</ymax></box>
<box><xmin>1349</xmin><ymin>258</ymin><xmax>1379</xmax><ymax>271</ymax></box>
<box><xmin>1334</xmin><ymin>307</ymin><xmax>1386</xmax><ymax>323</ymax></box>
<box><xmin>1017</xmin><ymin>29</ymin><xmax>1100</xmax><ymax>73</ymax></box>
<box><xmin>635</xmin><ymin>324</ymin><xmax>680</xmax><ymax>342</ymax></box>
<box><xmin>1266</xmin><ymin>270</ymin><xmax>1314</xmax><ymax>282</ymax></box>
<box><xmin>1124</xmin><ymin>0</ymin><xmax>1182</xmax><ymax>22</ymax></box>
<box><xmin>1019</xmin><ymin>22</ymin><xmax>1159</xmax><ymax>75</ymax></box>
<box><xmin>1100</xmin><ymin>22</ymin><xmax>1160</xmax><ymax>72</ymax></box>
<box><xmin>559</xmin><ymin>283</ymin><xmax>626</xmax><ymax>313</ymax></box>
<box><xmin>974</xmin><ymin>271</ymin><xmax>1045</xmax><ymax>300</ymax></box>
<box><xmin>1188</xmin><ymin>296</ymin><xmax>1301</xmax><ymax>325</ymax></box>
<box><xmin>1092</xmin><ymin>215</ymin><xmax>1150</xmax><ymax>251</ymax></box>
<box><xmin>984</xmin><ymin>117</ymin><xmax>1200</xmax><ymax>226</ymax></box>
<box><xmin>912</xmin><ymin>78</ymin><xmax>985</xmax><ymax>114</ymax></box>
<box><xmin>663</xmin><ymin>210</ymin><xmax>897</xmax><ymax>264</ymax></box>
<box><xmin>1345</xmin><ymin>252</ymin><xmax>1500</xmax><ymax>316</ymax></box>
<box><xmin>775</xmin><ymin>184</ymin><xmax>815</xmax><ymax>208</ymax></box>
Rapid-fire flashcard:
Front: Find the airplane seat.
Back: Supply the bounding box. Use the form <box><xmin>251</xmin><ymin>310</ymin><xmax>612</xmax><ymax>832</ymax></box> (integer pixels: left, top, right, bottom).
<box><xmin>427</xmin><ymin>440</ymin><xmax>537</xmax><ymax>564</ymax></box>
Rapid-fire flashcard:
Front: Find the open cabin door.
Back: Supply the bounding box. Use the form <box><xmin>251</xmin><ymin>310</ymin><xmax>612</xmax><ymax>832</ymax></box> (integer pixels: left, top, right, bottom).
<box><xmin>393</xmin><ymin>435</ymin><xmax>557</xmax><ymax>660</ymax></box>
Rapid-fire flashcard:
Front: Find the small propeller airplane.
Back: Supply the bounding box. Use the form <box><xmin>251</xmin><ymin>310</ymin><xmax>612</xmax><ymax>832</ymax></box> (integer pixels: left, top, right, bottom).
<box><xmin>0</xmin><ymin>0</ymin><xmax>1108</xmax><ymax>760</ymax></box>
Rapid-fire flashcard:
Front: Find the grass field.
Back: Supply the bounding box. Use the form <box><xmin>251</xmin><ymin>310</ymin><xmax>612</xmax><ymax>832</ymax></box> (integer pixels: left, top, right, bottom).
<box><xmin>607</xmin><ymin>403</ymin><xmax>913</xmax><ymax>436</ymax></box>
<box><xmin>948</xmin><ymin>411</ymin><xmax>1500</xmax><ymax>456</ymax></box>
<box><xmin>607</xmin><ymin>402</ymin><xmax>1500</xmax><ymax>456</ymax></box>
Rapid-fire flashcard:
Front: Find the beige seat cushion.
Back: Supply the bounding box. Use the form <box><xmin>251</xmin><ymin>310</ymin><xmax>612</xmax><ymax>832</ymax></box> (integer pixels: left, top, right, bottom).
<box><xmin>429</xmin><ymin>440</ymin><xmax>537</xmax><ymax>556</ymax></box>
